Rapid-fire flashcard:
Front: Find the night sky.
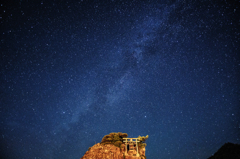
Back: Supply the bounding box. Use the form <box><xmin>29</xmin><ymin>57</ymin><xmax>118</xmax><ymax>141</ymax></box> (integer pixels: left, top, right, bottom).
<box><xmin>1</xmin><ymin>0</ymin><xmax>240</xmax><ymax>159</ymax></box>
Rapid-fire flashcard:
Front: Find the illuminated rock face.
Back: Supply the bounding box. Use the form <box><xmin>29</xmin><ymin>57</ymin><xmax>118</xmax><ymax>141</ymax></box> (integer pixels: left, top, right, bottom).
<box><xmin>80</xmin><ymin>133</ymin><xmax>147</xmax><ymax>159</ymax></box>
<box><xmin>80</xmin><ymin>143</ymin><xmax>145</xmax><ymax>159</ymax></box>
<box><xmin>81</xmin><ymin>143</ymin><xmax>121</xmax><ymax>159</ymax></box>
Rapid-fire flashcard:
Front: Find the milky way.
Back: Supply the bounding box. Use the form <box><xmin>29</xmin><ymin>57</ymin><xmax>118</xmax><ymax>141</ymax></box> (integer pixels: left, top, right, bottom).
<box><xmin>1</xmin><ymin>0</ymin><xmax>239</xmax><ymax>158</ymax></box>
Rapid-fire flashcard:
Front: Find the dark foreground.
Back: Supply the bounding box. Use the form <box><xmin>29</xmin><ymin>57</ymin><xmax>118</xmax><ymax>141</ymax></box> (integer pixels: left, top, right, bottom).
<box><xmin>208</xmin><ymin>143</ymin><xmax>240</xmax><ymax>159</ymax></box>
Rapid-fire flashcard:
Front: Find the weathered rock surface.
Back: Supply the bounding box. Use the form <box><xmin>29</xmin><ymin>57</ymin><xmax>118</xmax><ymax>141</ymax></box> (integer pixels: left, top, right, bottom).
<box><xmin>81</xmin><ymin>143</ymin><xmax>143</xmax><ymax>159</ymax></box>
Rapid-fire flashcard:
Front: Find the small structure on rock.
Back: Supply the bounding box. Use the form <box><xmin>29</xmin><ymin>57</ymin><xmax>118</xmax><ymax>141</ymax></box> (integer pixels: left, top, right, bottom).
<box><xmin>123</xmin><ymin>138</ymin><xmax>140</xmax><ymax>157</ymax></box>
<box><xmin>81</xmin><ymin>132</ymin><xmax>148</xmax><ymax>159</ymax></box>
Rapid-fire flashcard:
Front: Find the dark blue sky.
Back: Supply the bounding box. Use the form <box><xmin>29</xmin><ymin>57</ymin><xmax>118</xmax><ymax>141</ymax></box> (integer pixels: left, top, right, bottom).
<box><xmin>1</xmin><ymin>0</ymin><xmax>239</xmax><ymax>158</ymax></box>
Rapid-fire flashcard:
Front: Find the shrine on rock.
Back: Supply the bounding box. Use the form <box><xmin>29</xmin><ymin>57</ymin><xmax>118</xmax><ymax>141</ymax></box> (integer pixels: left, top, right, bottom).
<box><xmin>123</xmin><ymin>138</ymin><xmax>141</xmax><ymax>157</ymax></box>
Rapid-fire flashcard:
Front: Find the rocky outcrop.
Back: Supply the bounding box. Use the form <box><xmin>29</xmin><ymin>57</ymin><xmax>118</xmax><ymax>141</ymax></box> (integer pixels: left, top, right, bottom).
<box><xmin>81</xmin><ymin>132</ymin><xmax>148</xmax><ymax>159</ymax></box>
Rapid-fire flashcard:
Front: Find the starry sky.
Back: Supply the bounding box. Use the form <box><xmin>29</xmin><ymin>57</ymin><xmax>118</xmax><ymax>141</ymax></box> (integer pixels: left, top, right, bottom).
<box><xmin>1</xmin><ymin>0</ymin><xmax>240</xmax><ymax>159</ymax></box>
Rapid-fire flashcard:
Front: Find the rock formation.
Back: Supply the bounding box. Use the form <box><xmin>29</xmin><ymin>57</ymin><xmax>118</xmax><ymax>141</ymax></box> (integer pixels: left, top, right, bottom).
<box><xmin>81</xmin><ymin>132</ymin><xmax>148</xmax><ymax>159</ymax></box>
